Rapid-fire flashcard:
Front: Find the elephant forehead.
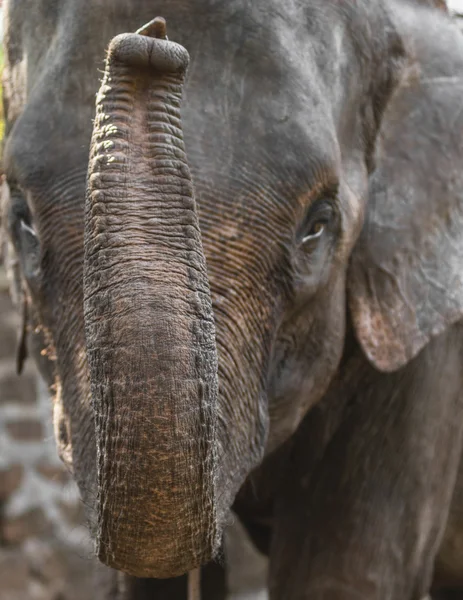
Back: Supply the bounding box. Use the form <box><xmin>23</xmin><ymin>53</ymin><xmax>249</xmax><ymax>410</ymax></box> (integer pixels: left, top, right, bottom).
<box><xmin>184</xmin><ymin>94</ymin><xmax>341</xmax><ymax>214</ymax></box>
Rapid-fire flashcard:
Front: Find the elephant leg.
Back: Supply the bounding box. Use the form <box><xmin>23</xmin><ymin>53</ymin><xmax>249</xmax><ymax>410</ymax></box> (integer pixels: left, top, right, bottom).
<box><xmin>116</xmin><ymin>560</ymin><xmax>227</xmax><ymax>600</ymax></box>
<box><xmin>118</xmin><ymin>574</ymin><xmax>185</xmax><ymax>599</ymax></box>
<box><xmin>269</xmin><ymin>328</ymin><xmax>463</xmax><ymax>600</ymax></box>
<box><xmin>225</xmin><ymin>517</ymin><xmax>269</xmax><ymax>598</ymax></box>
<box><xmin>433</xmin><ymin>448</ymin><xmax>463</xmax><ymax>592</ymax></box>
<box><xmin>201</xmin><ymin>560</ymin><xmax>228</xmax><ymax>599</ymax></box>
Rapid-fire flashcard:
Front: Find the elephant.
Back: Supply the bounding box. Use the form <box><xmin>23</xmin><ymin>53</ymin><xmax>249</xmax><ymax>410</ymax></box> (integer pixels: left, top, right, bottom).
<box><xmin>2</xmin><ymin>0</ymin><xmax>463</xmax><ymax>598</ymax></box>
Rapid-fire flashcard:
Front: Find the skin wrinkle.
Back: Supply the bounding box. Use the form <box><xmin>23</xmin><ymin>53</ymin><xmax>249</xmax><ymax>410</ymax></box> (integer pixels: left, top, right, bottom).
<box><xmin>3</xmin><ymin>164</ymin><xmax>97</xmax><ymax>506</ymax></box>
<box><xmin>84</xmin><ymin>37</ymin><xmax>221</xmax><ymax>578</ymax></box>
<box><xmin>3</xmin><ymin>0</ymin><xmax>463</xmax><ymax>597</ymax></box>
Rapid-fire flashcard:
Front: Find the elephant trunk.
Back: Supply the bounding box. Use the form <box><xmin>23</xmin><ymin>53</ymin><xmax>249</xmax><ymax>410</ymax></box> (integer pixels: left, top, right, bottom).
<box><xmin>83</xmin><ymin>20</ymin><xmax>219</xmax><ymax>578</ymax></box>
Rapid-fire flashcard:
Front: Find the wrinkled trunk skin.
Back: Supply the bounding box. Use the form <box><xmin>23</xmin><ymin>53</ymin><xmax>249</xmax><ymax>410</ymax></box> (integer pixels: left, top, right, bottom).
<box><xmin>84</xmin><ymin>28</ymin><xmax>219</xmax><ymax>579</ymax></box>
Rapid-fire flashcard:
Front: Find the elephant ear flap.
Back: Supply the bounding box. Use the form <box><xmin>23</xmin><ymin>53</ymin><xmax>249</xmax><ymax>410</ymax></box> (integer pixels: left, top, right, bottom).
<box><xmin>348</xmin><ymin>46</ymin><xmax>463</xmax><ymax>373</ymax></box>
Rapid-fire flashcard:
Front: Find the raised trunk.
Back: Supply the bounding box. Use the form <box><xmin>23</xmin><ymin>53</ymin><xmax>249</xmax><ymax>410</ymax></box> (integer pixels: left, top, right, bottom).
<box><xmin>84</xmin><ymin>21</ymin><xmax>219</xmax><ymax>578</ymax></box>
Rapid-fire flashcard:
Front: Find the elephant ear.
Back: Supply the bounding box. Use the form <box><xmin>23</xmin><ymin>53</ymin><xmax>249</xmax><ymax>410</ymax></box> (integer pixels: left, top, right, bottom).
<box><xmin>348</xmin><ymin>28</ymin><xmax>463</xmax><ymax>373</ymax></box>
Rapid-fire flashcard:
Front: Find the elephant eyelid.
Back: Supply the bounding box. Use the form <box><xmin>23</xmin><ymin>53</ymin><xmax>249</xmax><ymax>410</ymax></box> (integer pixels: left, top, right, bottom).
<box><xmin>6</xmin><ymin>182</ymin><xmax>35</xmax><ymax>231</ymax></box>
<box><xmin>302</xmin><ymin>223</ymin><xmax>325</xmax><ymax>244</ymax></box>
<box><xmin>17</xmin><ymin>218</ymin><xmax>41</xmax><ymax>282</ymax></box>
<box><xmin>5</xmin><ymin>174</ymin><xmax>26</xmax><ymax>198</ymax></box>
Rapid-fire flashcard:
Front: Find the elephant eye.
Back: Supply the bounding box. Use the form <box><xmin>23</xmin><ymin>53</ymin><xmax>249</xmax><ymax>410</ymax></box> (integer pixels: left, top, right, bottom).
<box><xmin>302</xmin><ymin>221</ymin><xmax>325</xmax><ymax>243</ymax></box>
<box><xmin>6</xmin><ymin>183</ymin><xmax>41</xmax><ymax>283</ymax></box>
<box><xmin>300</xmin><ymin>200</ymin><xmax>334</xmax><ymax>246</ymax></box>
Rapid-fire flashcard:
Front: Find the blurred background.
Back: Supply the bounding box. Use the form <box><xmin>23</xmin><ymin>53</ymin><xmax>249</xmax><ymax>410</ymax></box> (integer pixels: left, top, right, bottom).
<box><xmin>449</xmin><ymin>0</ymin><xmax>463</xmax><ymax>13</ymax></box>
<box><xmin>0</xmin><ymin>282</ymin><xmax>267</xmax><ymax>596</ymax></box>
<box><xmin>0</xmin><ymin>2</ymin><xmax>101</xmax><ymax>598</ymax></box>
<box><xmin>0</xmin><ymin>281</ymin><xmax>98</xmax><ymax>599</ymax></box>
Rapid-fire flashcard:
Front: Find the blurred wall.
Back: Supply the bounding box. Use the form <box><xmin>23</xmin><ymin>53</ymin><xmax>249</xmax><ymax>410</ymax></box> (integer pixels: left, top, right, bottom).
<box><xmin>0</xmin><ymin>271</ymin><xmax>98</xmax><ymax>600</ymax></box>
<box><xmin>0</xmin><ymin>267</ymin><xmax>269</xmax><ymax>599</ymax></box>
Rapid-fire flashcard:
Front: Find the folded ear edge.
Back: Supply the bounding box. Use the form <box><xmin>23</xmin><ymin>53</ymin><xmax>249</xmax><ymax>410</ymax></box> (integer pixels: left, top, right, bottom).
<box><xmin>348</xmin><ymin>279</ymin><xmax>463</xmax><ymax>373</ymax></box>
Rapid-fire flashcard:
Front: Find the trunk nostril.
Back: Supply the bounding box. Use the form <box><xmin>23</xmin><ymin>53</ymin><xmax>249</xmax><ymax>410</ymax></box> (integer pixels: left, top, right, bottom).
<box><xmin>108</xmin><ymin>27</ymin><xmax>189</xmax><ymax>74</ymax></box>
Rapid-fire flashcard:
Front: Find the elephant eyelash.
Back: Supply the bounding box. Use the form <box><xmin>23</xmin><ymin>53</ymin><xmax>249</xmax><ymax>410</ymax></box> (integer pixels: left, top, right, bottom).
<box><xmin>302</xmin><ymin>220</ymin><xmax>328</xmax><ymax>244</ymax></box>
<box><xmin>20</xmin><ymin>220</ymin><xmax>37</xmax><ymax>238</ymax></box>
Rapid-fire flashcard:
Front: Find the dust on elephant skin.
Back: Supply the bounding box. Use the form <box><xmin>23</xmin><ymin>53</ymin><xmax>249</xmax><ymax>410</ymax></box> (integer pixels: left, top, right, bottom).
<box><xmin>2</xmin><ymin>0</ymin><xmax>463</xmax><ymax>598</ymax></box>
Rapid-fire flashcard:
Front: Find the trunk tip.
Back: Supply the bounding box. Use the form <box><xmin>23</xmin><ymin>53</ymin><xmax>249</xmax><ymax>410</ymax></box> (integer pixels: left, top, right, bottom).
<box><xmin>96</xmin><ymin>535</ymin><xmax>216</xmax><ymax>580</ymax></box>
<box><xmin>108</xmin><ymin>31</ymin><xmax>189</xmax><ymax>74</ymax></box>
<box><xmin>136</xmin><ymin>17</ymin><xmax>168</xmax><ymax>40</ymax></box>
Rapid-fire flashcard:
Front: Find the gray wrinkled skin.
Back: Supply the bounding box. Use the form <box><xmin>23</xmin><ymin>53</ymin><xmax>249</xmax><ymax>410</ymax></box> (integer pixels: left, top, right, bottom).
<box><xmin>2</xmin><ymin>0</ymin><xmax>463</xmax><ymax>598</ymax></box>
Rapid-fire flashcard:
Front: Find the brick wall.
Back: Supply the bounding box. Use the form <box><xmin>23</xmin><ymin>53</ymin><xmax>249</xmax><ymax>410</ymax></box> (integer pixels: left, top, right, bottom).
<box><xmin>0</xmin><ymin>271</ymin><xmax>99</xmax><ymax>600</ymax></box>
<box><xmin>0</xmin><ymin>269</ymin><xmax>268</xmax><ymax>599</ymax></box>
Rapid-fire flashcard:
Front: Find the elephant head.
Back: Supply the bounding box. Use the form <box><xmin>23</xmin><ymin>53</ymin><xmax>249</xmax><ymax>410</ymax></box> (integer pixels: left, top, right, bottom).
<box><xmin>2</xmin><ymin>0</ymin><xmax>463</xmax><ymax>583</ymax></box>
